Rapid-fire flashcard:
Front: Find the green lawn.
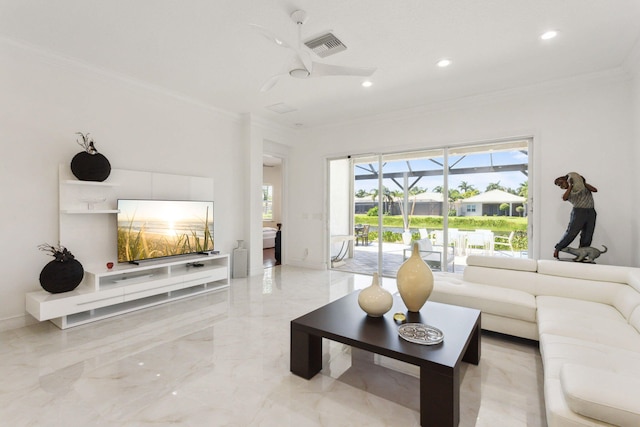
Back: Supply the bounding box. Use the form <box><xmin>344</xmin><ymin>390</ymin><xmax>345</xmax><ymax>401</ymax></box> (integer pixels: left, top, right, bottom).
<box><xmin>354</xmin><ymin>214</ymin><xmax>527</xmax><ymax>232</ymax></box>
<box><xmin>354</xmin><ymin>214</ymin><xmax>528</xmax><ymax>249</ymax></box>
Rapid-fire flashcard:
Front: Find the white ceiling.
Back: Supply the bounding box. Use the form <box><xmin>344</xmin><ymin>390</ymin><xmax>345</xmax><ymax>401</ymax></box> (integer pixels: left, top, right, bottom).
<box><xmin>2</xmin><ymin>1</ymin><xmax>640</xmax><ymax>129</ymax></box>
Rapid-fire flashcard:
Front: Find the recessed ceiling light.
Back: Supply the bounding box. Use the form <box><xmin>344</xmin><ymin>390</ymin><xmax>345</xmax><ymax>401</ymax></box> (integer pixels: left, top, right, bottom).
<box><xmin>540</xmin><ymin>30</ymin><xmax>558</xmax><ymax>40</ymax></box>
<box><xmin>437</xmin><ymin>58</ymin><xmax>452</xmax><ymax>68</ymax></box>
<box><xmin>362</xmin><ymin>80</ymin><xmax>373</xmax><ymax>88</ymax></box>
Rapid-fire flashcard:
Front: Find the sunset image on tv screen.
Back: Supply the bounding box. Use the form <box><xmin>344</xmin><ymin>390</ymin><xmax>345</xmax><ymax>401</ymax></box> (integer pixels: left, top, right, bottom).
<box><xmin>117</xmin><ymin>200</ymin><xmax>214</xmax><ymax>263</ymax></box>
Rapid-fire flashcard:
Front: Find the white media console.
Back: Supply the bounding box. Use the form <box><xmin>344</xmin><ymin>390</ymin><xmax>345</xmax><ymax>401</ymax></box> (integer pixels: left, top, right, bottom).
<box><xmin>26</xmin><ymin>254</ymin><xmax>230</xmax><ymax>329</ymax></box>
<box><xmin>26</xmin><ymin>166</ymin><xmax>226</xmax><ymax>329</ymax></box>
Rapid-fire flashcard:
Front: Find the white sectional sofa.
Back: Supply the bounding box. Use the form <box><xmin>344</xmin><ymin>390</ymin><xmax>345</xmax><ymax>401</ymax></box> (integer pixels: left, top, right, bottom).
<box><xmin>430</xmin><ymin>255</ymin><xmax>640</xmax><ymax>427</ymax></box>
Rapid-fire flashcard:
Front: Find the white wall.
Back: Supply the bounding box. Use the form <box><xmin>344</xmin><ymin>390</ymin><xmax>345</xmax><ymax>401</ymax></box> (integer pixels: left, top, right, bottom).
<box><xmin>0</xmin><ymin>39</ymin><xmax>247</xmax><ymax>324</ymax></box>
<box><xmin>627</xmin><ymin>42</ymin><xmax>640</xmax><ymax>266</ymax></box>
<box><xmin>288</xmin><ymin>70</ymin><xmax>636</xmax><ymax>268</ymax></box>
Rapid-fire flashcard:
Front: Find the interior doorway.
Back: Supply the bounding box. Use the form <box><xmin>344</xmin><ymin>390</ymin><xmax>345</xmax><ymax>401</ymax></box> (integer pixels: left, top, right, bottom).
<box><xmin>263</xmin><ymin>155</ymin><xmax>282</xmax><ymax>268</ymax></box>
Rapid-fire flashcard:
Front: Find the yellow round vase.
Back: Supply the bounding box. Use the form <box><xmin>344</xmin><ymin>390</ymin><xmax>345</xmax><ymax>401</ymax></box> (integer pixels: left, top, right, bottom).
<box><xmin>396</xmin><ymin>242</ymin><xmax>434</xmax><ymax>312</ymax></box>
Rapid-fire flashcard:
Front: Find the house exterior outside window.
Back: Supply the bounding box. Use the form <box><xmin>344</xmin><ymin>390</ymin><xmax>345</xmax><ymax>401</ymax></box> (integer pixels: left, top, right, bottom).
<box><xmin>263</xmin><ymin>185</ymin><xmax>273</xmax><ymax>220</ymax></box>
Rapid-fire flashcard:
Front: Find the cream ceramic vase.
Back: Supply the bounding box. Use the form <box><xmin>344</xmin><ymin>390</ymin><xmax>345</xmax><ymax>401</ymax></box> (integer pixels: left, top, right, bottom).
<box><xmin>358</xmin><ymin>273</ymin><xmax>393</xmax><ymax>317</ymax></box>
<box><xmin>396</xmin><ymin>242</ymin><xmax>434</xmax><ymax>312</ymax></box>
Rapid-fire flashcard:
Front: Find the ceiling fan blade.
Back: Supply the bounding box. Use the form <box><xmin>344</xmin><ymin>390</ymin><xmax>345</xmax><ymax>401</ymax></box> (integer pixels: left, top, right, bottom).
<box><xmin>249</xmin><ymin>24</ymin><xmax>292</xmax><ymax>49</ymax></box>
<box><xmin>260</xmin><ymin>74</ymin><xmax>284</xmax><ymax>92</ymax></box>
<box><xmin>250</xmin><ymin>23</ymin><xmax>312</xmax><ymax>73</ymax></box>
<box><xmin>310</xmin><ymin>62</ymin><xmax>377</xmax><ymax>78</ymax></box>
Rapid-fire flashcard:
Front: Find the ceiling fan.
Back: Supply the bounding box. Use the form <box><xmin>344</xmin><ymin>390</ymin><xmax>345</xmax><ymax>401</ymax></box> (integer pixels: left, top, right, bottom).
<box><xmin>251</xmin><ymin>10</ymin><xmax>376</xmax><ymax>92</ymax></box>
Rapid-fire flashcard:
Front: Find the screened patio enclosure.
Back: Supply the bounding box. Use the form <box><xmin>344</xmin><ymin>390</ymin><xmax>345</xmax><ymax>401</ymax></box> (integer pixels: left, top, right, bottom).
<box><xmin>329</xmin><ymin>139</ymin><xmax>531</xmax><ymax>278</ymax></box>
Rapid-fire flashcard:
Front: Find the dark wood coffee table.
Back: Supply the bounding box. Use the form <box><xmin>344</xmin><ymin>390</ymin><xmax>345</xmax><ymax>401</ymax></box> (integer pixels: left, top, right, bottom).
<box><xmin>290</xmin><ymin>291</ymin><xmax>481</xmax><ymax>426</ymax></box>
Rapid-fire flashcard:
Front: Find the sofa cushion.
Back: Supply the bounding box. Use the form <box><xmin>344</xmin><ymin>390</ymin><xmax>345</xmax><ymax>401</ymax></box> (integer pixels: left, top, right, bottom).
<box><xmin>627</xmin><ymin>268</ymin><xmax>640</xmax><ymax>293</ymax></box>
<box><xmin>539</xmin><ymin>334</ymin><xmax>640</xmax><ymax>381</ymax></box>
<box><xmin>432</xmin><ymin>275</ymin><xmax>536</xmax><ymax>322</ymax></box>
<box><xmin>466</xmin><ymin>255</ymin><xmax>538</xmax><ymax>272</ymax></box>
<box><xmin>535</xmin><ymin>273</ymin><xmax>624</xmax><ymax>305</ymax></box>
<box><xmin>630</xmin><ymin>306</ymin><xmax>640</xmax><ymax>334</ymax></box>
<box><xmin>463</xmin><ymin>265</ymin><xmax>538</xmax><ymax>295</ymax></box>
<box><xmin>543</xmin><ymin>378</ymin><xmax>608</xmax><ymax>427</ymax></box>
<box><xmin>537</xmin><ymin>259</ymin><xmax>630</xmax><ymax>284</ymax></box>
<box><xmin>611</xmin><ymin>285</ymin><xmax>640</xmax><ymax>320</ymax></box>
<box><xmin>537</xmin><ymin>296</ymin><xmax>640</xmax><ymax>352</ymax></box>
<box><xmin>560</xmin><ymin>363</ymin><xmax>640</xmax><ymax>426</ymax></box>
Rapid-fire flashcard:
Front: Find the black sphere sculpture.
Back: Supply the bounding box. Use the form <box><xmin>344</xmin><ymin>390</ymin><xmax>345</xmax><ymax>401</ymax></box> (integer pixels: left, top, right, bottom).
<box><xmin>38</xmin><ymin>244</ymin><xmax>84</xmax><ymax>293</ymax></box>
<box><xmin>70</xmin><ymin>132</ymin><xmax>111</xmax><ymax>182</ymax></box>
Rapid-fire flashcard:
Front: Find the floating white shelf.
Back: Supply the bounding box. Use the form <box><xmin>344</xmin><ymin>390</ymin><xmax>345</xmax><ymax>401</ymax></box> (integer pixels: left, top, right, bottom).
<box><xmin>62</xmin><ymin>179</ymin><xmax>120</xmax><ymax>187</ymax></box>
<box><xmin>59</xmin><ymin>167</ymin><xmax>119</xmax><ymax>212</ymax></box>
<box><xmin>60</xmin><ymin>209</ymin><xmax>120</xmax><ymax>214</ymax></box>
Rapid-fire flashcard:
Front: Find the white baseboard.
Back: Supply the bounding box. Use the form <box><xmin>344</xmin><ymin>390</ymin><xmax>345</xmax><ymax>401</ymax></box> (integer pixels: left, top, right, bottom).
<box><xmin>0</xmin><ymin>314</ymin><xmax>37</xmax><ymax>332</ymax></box>
<box><xmin>286</xmin><ymin>259</ymin><xmax>328</xmax><ymax>270</ymax></box>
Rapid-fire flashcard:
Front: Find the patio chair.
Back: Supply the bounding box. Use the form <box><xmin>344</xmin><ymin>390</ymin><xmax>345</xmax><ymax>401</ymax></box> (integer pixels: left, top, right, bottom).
<box><xmin>419</xmin><ymin>228</ymin><xmax>429</xmax><ymax>239</ymax></box>
<box><xmin>355</xmin><ymin>224</ymin><xmax>370</xmax><ymax>246</ymax></box>
<box><xmin>465</xmin><ymin>232</ymin><xmax>488</xmax><ymax>255</ymax></box>
<box><xmin>433</xmin><ymin>229</ymin><xmax>458</xmax><ymax>251</ymax></box>
<box><xmin>494</xmin><ymin>231</ymin><xmax>515</xmax><ymax>255</ymax></box>
<box><xmin>432</xmin><ymin>230</ymin><xmax>445</xmax><ymax>246</ymax></box>
<box><xmin>404</xmin><ymin>238</ymin><xmax>455</xmax><ymax>272</ymax></box>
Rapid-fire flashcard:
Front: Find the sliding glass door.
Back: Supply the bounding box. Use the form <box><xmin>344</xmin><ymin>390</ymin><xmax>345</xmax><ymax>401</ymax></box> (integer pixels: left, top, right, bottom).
<box><xmin>329</xmin><ymin>138</ymin><xmax>530</xmax><ymax>277</ymax></box>
<box><xmin>343</xmin><ymin>154</ymin><xmax>381</xmax><ymax>276</ymax></box>
<box><xmin>378</xmin><ymin>150</ymin><xmax>446</xmax><ymax>275</ymax></box>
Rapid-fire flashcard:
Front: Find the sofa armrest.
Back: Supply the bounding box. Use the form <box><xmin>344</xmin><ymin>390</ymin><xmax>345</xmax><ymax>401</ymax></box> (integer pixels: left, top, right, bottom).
<box><xmin>560</xmin><ymin>363</ymin><xmax>640</xmax><ymax>426</ymax></box>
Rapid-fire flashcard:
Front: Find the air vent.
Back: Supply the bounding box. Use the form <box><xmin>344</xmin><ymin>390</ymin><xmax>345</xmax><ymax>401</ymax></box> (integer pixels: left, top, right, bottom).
<box><xmin>265</xmin><ymin>103</ymin><xmax>297</xmax><ymax>114</ymax></box>
<box><xmin>304</xmin><ymin>33</ymin><xmax>347</xmax><ymax>58</ymax></box>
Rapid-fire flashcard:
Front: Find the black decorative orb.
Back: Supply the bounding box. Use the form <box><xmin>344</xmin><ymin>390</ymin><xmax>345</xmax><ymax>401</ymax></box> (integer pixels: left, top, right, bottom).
<box><xmin>39</xmin><ymin>259</ymin><xmax>84</xmax><ymax>293</ymax></box>
<box><xmin>70</xmin><ymin>151</ymin><xmax>111</xmax><ymax>182</ymax></box>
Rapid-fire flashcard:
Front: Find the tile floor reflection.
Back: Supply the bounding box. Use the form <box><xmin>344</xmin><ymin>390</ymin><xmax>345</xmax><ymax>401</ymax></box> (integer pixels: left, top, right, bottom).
<box><xmin>0</xmin><ymin>266</ymin><xmax>545</xmax><ymax>426</ymax></box>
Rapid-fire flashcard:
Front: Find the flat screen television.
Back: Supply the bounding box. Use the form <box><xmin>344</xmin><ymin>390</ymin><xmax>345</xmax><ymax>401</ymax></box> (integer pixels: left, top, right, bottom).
<box><xmin>117</xmin><ymin>199</ymin><xmax>214</xmax><ymax>263</ymax></box>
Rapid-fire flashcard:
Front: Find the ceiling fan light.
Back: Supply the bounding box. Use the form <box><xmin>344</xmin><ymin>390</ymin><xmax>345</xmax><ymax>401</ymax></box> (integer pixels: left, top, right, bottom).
<box><xmin>540</xmin><ymin>30</ymin><xmax>558</xmax><ymax>40</ymax></box>
<box><xmin>437</xmin><ymin>58</ymin><xmax>452</xmax><ymax>68</ymax></box>
<box><xmin>289</xmin><ymin>68</ymin><xmax>310</xmax><ymax>78</ymax></box>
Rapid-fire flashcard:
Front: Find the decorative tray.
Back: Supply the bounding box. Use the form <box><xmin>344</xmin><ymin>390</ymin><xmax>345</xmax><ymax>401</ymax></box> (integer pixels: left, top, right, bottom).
<box><xmin>397</xmin><ymin>323</ymin><xmax>444</xmax><ymax>345</ymax></box>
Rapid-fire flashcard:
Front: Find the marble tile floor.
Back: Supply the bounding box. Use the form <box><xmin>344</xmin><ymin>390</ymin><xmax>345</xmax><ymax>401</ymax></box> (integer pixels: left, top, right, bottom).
<box><xmin>0</xmin><ymin>266</ymin><xmax>546</xmax><ymax>426</ymax></box>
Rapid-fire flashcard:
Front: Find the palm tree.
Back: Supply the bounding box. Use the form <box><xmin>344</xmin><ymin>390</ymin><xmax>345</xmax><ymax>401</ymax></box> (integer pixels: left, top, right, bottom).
<box><xmin>433</xmin><ymin>185</ymin><xmax>443</xmax><ymax>193</ymax></box>
<box><xmin>448</xmin><ymin>188</ymin><xmax>463</xmax><ymax>202</ymax></box>
<box><xmin>382</xmin><ymin>187</ymin><xmax>393</xmax><ymax>214</ymax></box>
<box><xmin>517</xmin><ymin>181</ymin><xmax>528</xmax><ymax>198</ymax></box>
<box><xmin>517</xmin><ymin>181</ymin><xmax>528</xmax><ymax>217</ymax></box>
<box><xmin>409</xmin><ymin>186</ymin><xmax>427</xmax><ymax>196</ymax></box>
<box><xmin>458</xmin><ymin>181</ymin><xmax>476</xmax><ymax>193</ymax></box>
<box><xmin>355</xmin><ymin>189</ymin><xmax>369</xmax><ymax>198</ymax></box>
<box><xmin>462</xmin><ymin>188</ymin><xmax>480</xmax><ymax>198</ymax></box>
<box><xmin>486</xmin><ymin>181</ymin><xmax>504</xmax><ymax>192</ymax></box>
